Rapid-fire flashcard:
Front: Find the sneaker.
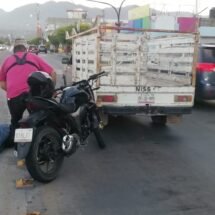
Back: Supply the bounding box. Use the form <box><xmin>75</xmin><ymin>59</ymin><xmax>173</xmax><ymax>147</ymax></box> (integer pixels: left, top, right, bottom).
<box><xmin>13</xmin><ymin>150</ymin><xmax>18</xmax><ymax>157</ymax></box>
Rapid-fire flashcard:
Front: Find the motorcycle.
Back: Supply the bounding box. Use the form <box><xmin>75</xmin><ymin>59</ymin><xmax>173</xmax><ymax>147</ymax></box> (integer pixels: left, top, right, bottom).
<box><xmin>14</xmin><ymin>71</ymin><xmax>107</xmax><ymax>183</ymax></box>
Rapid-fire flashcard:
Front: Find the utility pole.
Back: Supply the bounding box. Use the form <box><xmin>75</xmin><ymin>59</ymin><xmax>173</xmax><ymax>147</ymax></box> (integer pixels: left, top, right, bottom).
<box><xmin>86</xmin><ymin>0</ymin><xmax>127</xmax><ymax>32</ymax></box>
<box><xmin>195</xmin><ymin>0</ymin><xmax>198</xmax><ymax>15</ymax></box>
<box><xmin>102</xmin><ymin>9</ymin><xmax>105</xmax><ymax>23</ymax></box>
<box><xmin>36</xmin><ymin>3</ymin><xmax>41</xmax><ymax>38</ymax></box>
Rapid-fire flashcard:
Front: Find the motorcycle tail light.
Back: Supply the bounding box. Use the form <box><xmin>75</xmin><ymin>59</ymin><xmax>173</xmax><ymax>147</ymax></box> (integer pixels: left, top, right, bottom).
<box><xmin>97</xmin><ymin>95</ymin><xmax>117</xmax><ymax>103</ymax></box>
<box><xmin>174</xmin><ymin>95</ymin><xmax>192</xmax><ymax>102</ymax></box>
<box><xmin>26</xmin><ymin>102</ymin><xmax>39</xmax><ymax>111</ymax></box>
<box><xmin>19</xmin><ymin>121</ymin><xmax>29</xmax><ymax>128</ymax></box>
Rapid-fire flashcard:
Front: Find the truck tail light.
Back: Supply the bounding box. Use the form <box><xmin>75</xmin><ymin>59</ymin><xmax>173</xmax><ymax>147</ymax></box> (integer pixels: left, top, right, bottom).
<box><xmin>97</xmin><ymin>95</ymin><xmax>117</xmax><ymax>103</ymax></box>
<box><xmin>196</xmin><ymin>63</ymin><xmax>215</xmax><ymax>72</ymax></box>
<box><xmin>174</xmin><ymin>95</ymin><xmax>192</xmax><ymax>102</ymax></box>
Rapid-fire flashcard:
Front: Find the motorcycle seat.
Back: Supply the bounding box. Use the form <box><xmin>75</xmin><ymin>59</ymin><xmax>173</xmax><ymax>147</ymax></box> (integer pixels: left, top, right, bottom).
<box><xmin>58</xmin><ymin>103</ymin><xmax>76</xmax><ymax>113</ymax></box>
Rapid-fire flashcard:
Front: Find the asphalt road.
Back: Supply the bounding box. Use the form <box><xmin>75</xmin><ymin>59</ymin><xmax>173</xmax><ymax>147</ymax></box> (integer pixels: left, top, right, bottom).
<box><xmin>0</xmin><ymin>51</ymin><xmax>215</xmax><ymax>215</ymax></box>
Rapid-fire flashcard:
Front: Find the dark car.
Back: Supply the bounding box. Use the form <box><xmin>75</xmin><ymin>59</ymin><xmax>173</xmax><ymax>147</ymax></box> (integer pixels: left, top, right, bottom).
<box><xmin>28</xmin><ymin>45</ymin><xmax>38</xmax><ymax>55</ymax></box>
<box><xmin>195</xmin><ymin>45</ymin><xmax>215</xmax><ymax>101</ymax></box>
<box><xmin>38</xmin><ymin>45</ymin><xmax>47</xmax><ymax>54</ymax></box>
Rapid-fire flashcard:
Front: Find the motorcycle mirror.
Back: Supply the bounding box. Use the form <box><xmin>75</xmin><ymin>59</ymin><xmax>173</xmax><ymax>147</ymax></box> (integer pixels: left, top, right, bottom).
<box><xmin>62</xmin><ymin>74</ymin><xmax>67</xmax><ymax>86</ymax></box>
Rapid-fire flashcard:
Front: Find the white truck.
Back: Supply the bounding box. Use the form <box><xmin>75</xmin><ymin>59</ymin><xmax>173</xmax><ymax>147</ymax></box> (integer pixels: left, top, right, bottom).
<box><xmin>64</xmin><ymin>25</ymin><xmax>199</xmax><ymax>125</ymax></box>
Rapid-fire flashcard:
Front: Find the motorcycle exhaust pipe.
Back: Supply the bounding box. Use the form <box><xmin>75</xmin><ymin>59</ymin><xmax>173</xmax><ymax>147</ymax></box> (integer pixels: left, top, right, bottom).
<box><xmin>62</xmin><ymin>133</ymin><xmax>80</xmax><ymax>156</ymax></box>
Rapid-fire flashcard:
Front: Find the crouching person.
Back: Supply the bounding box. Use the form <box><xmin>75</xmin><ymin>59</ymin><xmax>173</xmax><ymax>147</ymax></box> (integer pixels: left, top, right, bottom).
<box><xmin>0</xmin><ymin>38</ymin><xmax>56</xmax><ymax>149</ymax></box>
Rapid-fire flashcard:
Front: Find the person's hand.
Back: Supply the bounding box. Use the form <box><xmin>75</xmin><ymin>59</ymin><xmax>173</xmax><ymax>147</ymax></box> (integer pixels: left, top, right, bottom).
<box><xmin>52</xmin><ymin>91</ymin><xmax>58</xmax><ymax>98</ymax></box>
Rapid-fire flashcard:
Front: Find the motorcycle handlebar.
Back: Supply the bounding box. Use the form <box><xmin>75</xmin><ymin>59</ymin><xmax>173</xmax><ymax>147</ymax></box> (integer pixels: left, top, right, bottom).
<box><xmin>88</xmin><ymin>71</ymin><xmax>107</xmax><ymax>81</ymax></box>
<box><xmin>55</xmin><ymin>86</ymin><xmax>64</xmax><ymax>91</ymax></box>
<box><xmin>55</xmin><ymin>71</ymin><xmax>108</xmax><ymax>91</ymax></box>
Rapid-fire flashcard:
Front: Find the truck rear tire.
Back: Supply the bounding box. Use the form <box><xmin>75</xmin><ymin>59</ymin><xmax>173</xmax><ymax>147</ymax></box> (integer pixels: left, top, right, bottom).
<box><xmin>151</xmin><ymin>115</ymin><xmax>167</xmax><ymax>126</ymax></box>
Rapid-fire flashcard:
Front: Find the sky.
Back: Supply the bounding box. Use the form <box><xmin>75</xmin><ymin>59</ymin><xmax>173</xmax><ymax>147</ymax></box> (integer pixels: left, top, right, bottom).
<box><xmin>0</xmin><ymin>0</ymin><xmax>213</xmax><ymax>16</ymax></box>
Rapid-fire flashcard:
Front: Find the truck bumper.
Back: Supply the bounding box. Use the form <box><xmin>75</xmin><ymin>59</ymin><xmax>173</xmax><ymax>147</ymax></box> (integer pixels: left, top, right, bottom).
<box><xmin>101</xmin><ymin>105</ymin><xmax>192</xmax><ymax>116</ymax></box>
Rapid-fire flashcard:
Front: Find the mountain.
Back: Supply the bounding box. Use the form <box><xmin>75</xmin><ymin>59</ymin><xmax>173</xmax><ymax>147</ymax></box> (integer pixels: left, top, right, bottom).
<box><xmin>0</xmin><ymin>1</ymin><xmax>136</xmax><ymax>38</ymax></box>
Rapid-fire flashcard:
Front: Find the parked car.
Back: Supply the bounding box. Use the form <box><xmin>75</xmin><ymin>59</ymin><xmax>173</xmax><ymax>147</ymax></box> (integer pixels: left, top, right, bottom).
<box><xmin>0</xmin><ymin>45</ymin><xmax>7</xmax><ymax>51</ymax></box>
<box><xmin>195</xmin><ymin>44</ymin><xmax>215</xmax><ymax>102</ymax></box>
<box><xmin>49</xmin><ymin>44</ymin><xmax>55</xmax><ymax>53</ymax></box>
<box><xmin>28</xmin><ymin>45</ymin><xmax>38</xmax><ymax>55</ymax></box>
<box><xmin>38</xmin><ymin>45</ymin><xmax>47</xmax><ymax>54</ymax></box>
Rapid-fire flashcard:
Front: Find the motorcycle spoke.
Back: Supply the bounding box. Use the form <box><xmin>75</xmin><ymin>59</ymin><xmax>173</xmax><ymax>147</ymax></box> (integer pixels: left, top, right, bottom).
<box><xmin>36</xmin><ymin>134</ymin><xmax>62</xmax><ymax>174</ymax></box>
<box><xmin>46</xmin><ymin>161</ymin><xmax>50</xmax><ymax>172</ymax></box>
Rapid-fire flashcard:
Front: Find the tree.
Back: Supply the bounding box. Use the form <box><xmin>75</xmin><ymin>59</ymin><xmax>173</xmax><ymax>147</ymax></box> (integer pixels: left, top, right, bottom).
<box><xmin>79</xmin><ymin>23</ymin><xmax>92</xmax><ymax>32</ymax></box>
<box><xmin>48</xmin><ymin>25</ymin><xmax>73</xmax><ymax>49</ymax></box>
<box><xmin>46</xmin><ymin>23</ymin><xmax>92</xmax><ymax>52</ymax></box>
<box><xmin>0</xmin><ymin>37</ymin><xmax>10</xmax><ymax>45</ymax></box>
<box><xmin>48</xmin><ymin>23</ymin><xmax>92</xmax><ymax>47</ymax></box>
<box><xmin>48</xmin><ymin>34</ymin><xmax>60</xmax><ymax>47</ymax></box>
<box><xmin>28</xmin><ymin>37</ymin><xmax>46</xmax><ymax>45</ymax></box>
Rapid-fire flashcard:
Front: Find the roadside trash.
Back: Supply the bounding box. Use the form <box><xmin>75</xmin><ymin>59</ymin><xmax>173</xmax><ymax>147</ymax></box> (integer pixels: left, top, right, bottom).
<box><xmin>16</xmin><ymin>178</ymin><xmax>34</xmax><ymax>189</ymax></box>
<box><xmin>0</xmin><ymin>124</ymin><xmax>10</xmax><ymax>152</ymax></box>
<box><xmin>17</xmin><ymin>159</ymin><xmax>26</xmax><ymax>168</ymax></box>
<box><xmin>14</xmin><ymin>150</ymin><xmax>18</xmax><ymax>157</ymax></box>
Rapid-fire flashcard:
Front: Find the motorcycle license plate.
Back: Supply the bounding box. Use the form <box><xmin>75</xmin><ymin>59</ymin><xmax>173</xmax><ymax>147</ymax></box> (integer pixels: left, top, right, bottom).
<box><xmin>14</xmin><ymin>128</ymin><xmax>33</xmax><ymax>143</ymax></box>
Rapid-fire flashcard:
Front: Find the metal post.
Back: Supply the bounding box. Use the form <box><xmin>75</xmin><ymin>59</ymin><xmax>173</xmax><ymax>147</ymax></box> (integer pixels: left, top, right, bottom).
<box><xmin>195</xmin><ymin>0</ymin><xmax>198</xmax><ymax>15</ymax></box>
<box><xmin>36</xmin><ymin>3</ymin><xmax>40</xmax><ymax>37</ymax></box>
<box><xmin>118</xmin><ymin>0</ymin><xmax>127</xmax><ymax>27</ymax></box>
<box><xmin>86</xmin><ymin>0</ymin><xmax>127</xmax><ymax>32</ymax></box>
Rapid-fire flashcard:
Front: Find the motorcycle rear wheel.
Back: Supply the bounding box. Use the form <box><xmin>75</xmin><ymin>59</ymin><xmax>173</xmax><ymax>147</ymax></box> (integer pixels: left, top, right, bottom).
<box><xmin>26</xmin><ymin>126</ymin><xmax>64</xmax><ymax>183</ymax></box>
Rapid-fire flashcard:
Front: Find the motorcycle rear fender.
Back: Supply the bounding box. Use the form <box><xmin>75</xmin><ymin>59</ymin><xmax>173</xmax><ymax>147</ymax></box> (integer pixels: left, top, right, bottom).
<box><xmin>19</xmin><ymin>111</ymin><xmax>48</xmax><ymax>128</ymax></box>
<box><xmin>17</xmin><ymin>111</ymin><xmax>49</xmax><ymax>160</ymax></box>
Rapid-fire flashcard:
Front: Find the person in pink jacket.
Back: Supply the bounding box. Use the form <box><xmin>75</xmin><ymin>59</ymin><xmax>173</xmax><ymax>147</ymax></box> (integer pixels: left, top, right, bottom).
<box><xmin>0</xmin><ymin>38</ymin><xmax>56</xmax><ymax>147</ymax></box>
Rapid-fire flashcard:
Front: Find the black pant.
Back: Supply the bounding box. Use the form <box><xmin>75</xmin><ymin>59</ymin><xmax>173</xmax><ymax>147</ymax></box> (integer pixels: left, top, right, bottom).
<box><xmin>7</xmin><ymin>92</ymin><xmax>29</xmax><ymax>145</ymax></box>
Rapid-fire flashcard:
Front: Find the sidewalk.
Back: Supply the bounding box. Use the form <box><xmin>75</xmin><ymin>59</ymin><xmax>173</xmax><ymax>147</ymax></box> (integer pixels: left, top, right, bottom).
<box><xmin>0</xmin><ymin>90</ymin><xmax>10</xmax><ymax>123</ymax></box>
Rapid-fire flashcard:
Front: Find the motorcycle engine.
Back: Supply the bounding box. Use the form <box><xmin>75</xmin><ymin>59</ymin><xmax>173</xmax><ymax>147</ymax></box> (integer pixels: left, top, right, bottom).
<box><xmin>62</xmin><ymin>133</ymin><xmax>80</xmax><ymax>156</ymax></box>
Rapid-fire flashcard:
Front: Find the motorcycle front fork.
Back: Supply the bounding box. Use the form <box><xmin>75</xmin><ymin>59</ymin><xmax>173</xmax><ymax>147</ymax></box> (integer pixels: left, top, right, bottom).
<box><xmin>91</xmin><ymin>107</ymin><xmax>104</xmax><ymax>130</ymax></box>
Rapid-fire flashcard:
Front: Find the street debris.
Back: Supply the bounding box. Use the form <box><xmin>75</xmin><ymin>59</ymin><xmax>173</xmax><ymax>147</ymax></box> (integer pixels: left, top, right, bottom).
<box><xmin>17</xmin><ymin>159</ymin><xmax>26</xmax><ymax>168</ymax></box>
<box><xmin>16</xmin><ymin>178</ymin><xmax>34</xmax><ymax>189</ymax></box>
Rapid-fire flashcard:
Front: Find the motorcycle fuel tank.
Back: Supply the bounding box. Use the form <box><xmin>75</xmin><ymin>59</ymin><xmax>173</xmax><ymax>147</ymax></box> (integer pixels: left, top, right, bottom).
<box><xmin>60</xmin><ymin>86</ymin><xmax>89</xmax><ymax>108</ymax></box>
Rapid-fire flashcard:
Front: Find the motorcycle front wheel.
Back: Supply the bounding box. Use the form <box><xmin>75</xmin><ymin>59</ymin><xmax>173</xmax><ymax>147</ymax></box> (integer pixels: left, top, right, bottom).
<box><xmin>26</xmin><ymin>126</ymin><xmax>64</xmax><ymax>183</ymax></box>
<box><xmin>94</xmin><ymin>128</ymin><xmax>106</xmax><ymax>149</ymax></box>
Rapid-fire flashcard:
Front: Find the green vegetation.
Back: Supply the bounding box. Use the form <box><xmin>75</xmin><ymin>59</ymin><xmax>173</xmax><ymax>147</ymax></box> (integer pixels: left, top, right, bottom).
<box><xmin>0</xmin><ymin>37</ymin><xmax>10</xmax><ymax>45</ymax></box>
<box><xmin>28</xmin><ymin>37</ymin><xmax>46</xmax><ymax>45</ymax></box>
<box><xmin>48</xmin><ymin>23</ymin><xmax>92</xmax><ymax>47</ymax></box>
<box><xmin>27</xmin><ymin>22</ymin><xmax>92</xmax><ymax>52</ymax></box>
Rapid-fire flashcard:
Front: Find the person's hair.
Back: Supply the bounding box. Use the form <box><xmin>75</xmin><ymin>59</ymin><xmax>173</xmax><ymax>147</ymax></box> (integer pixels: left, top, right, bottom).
<box><xmin>13</xmin><ymin>45</ymin><xmax>26</xmax><ymax>53</ymax></box>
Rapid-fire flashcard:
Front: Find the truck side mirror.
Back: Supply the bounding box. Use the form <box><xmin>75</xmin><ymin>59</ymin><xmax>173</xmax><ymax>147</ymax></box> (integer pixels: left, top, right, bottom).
<box><xmin>61</xmin><ymin>57</ymin><xmax>70</xmax><ymax>65</ymax></box>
